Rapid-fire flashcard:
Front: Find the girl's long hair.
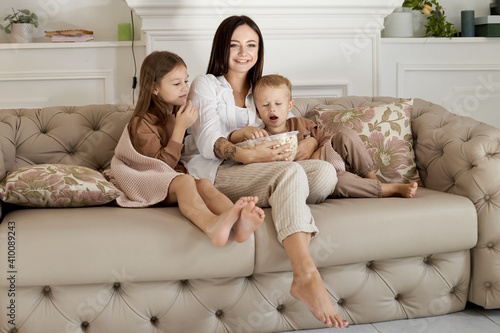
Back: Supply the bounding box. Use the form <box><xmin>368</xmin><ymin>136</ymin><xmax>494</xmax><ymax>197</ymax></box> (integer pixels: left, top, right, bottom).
<box><xmin>207</xmin><ymin>15</ymin><xmax>264</xmax><ymax>87</ymax></box>
<box><xmin>129</xmin><ymin>51</ymin><xmax>186</xmax><ymax>136</ymax></box>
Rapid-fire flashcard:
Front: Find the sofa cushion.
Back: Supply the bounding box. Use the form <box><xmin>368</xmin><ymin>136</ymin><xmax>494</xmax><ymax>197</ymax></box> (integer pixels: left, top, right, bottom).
<box><xmin>254</xmin><ymin>188</ymin><xmax>477</xmax><ymax>273</ymax></box>
<box><xmin>1</xmin><ymin>206</ymin><xmax>255</xmax><ymax>286</ymax></box>
<box><xmin>0</xmin><ymin>105</ymin><xmax>133</xmax><ymax>174</ymax></box>
<box><xmin>0</xmin><ymin>164</ymin><xmax>122</xmax><ymax>207</ymax></box>
<box><xmin>314</xmin><ymin>99</ymin><xmax>420</xmax><ymax>184</ymax></box>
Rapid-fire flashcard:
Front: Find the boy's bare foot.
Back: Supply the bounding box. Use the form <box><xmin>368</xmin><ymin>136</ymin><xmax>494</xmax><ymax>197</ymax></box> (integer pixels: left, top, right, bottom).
<box><xmin>233</xmin><ymin>197</ymin><xmax>265</xmax><ymax>243</ymax></box>
<box><xmin>290</xmin><ymin>264</ymin><xmax>348</xmax><ymax>328</ymax></box>
<box><xmin>207</xmin><ymin>198</ymin><xmax>246</xmax><ymax>247</ymax></box>
<box><xmin>382</xmin><ymin>182</ymin><xmax>418</xmax><ymax>198</ymax></box>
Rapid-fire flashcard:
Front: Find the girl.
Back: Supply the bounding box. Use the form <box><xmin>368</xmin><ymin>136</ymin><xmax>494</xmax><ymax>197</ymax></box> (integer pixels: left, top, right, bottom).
<box><xmin>109</xmin><ymin>51</ymin><xmax>264</xmax><ymax>247</ymax></box>
<box><xmin>184</xmin><ymin>17</ymin><xmax>348</xmax><ymax>328</ymax></box>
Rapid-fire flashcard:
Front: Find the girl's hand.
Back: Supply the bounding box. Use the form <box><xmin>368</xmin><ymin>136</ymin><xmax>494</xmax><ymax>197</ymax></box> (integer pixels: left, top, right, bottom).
<box><xmin>175</xmin><ymin>100</ymin><xmax>198</xmax><ymax>132</ymax></box>
<box><xmin>294</xmin><ymin>136</ymin><xmax>318</xmax><ymax>161</ymax></box>
<box><xmin>230</xmin><ymin>126</ymin><xmax>268</xmax><ymax>143</ymax></box>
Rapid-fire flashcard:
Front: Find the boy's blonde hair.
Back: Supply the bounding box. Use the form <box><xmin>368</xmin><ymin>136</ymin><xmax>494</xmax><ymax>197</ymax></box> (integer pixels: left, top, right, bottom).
<box><xmin>254</xmin><ymin>74</ymin><xmax>293</xmax><ymax>101</ymax></box>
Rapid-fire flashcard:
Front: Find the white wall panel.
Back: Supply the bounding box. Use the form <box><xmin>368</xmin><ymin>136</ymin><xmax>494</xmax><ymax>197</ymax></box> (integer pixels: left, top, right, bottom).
<box><xmin>380</xmin><ymin>38</ymin><xmax>500</xmax><ymax>129</ymax></box>
<box><xmin>127</xmin><ymin>0</ymin><xmax>401</xmax><ymax>98</ymax></box>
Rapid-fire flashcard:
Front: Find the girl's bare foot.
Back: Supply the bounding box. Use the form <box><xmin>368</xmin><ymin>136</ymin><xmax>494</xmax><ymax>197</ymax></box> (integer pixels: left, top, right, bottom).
<box><xmin>290</xmin><ymin>265</ymin><xmax>348</xmax><ymax>328</ymax></box>
<box><xmin>206</xmin><ymin>198</ymin><xmax>246</xmax><ymax>247</ymax></box>
<box><xmin>233</xmin><ymin>197</ymin><xmax>265</xmax><ymax>243</ymax></box>
<box><xmin>382</xmin><ymin>182</ymin><xmax>418</xmax><ymax>198</ymax></box>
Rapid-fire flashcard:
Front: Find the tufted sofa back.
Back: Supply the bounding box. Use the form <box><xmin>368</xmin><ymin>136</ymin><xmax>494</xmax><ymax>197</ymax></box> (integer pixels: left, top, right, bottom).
<box><xmin>0</xmin><ymin>105</ymin><xmax>134</xmax><ymax>180</ymax></box>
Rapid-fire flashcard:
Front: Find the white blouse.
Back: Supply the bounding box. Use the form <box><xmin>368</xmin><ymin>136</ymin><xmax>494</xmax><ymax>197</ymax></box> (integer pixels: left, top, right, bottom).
<box><xmin>182</xmin><ymin>74</ymin><xmax>264</xmax><ymax>182</ymax></box>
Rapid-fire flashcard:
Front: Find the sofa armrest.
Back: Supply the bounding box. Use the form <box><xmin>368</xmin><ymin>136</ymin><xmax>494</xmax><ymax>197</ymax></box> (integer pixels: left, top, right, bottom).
<box><xmin>411</xmin><ymin>98</ymin><xmax>500</xmax><ymax>308</ymax></box>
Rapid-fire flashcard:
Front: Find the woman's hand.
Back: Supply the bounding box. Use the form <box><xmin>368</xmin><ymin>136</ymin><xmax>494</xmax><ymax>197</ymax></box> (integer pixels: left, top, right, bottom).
<box><xmin>228</xmin><ymin>126</ymin><xmax>268</xmax><ymax>143</ymax></box>
<box><xmin>214</xmin><ymin>137</ymin><xmax>292</xmax><ymax>164</ymax></box>
<box><xmin>244</xmin><ymin>140</ymin><xmax>293</xmax><ymax>163</ymax></box>
<box><xmin>294</xmin><ymin>136</ymin><xmax>318</xmax><ymax>161</ymax></box>
<box><xmin>175</xmin><ymin>101</ymin><xmax>198</xmax><ymax>132</ymax></box>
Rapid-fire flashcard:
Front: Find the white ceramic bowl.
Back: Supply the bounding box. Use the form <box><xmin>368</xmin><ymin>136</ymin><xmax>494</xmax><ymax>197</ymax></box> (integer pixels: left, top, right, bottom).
<box><xmin>236</xmin><ymin>131</ymin><xmax>299</xmax><ymax>161</ymax></box>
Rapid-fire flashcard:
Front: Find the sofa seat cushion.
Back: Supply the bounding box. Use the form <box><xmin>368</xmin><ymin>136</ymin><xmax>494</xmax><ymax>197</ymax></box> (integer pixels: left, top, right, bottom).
<box><xmin>1</xmin><ymin>206</ymin><xmax>255</xmax><ymax>286</ymax></box>
<box><xmin>254</xmin><ymin>188</ymin><xmax>478</xmax><ymax>273</ymax></box>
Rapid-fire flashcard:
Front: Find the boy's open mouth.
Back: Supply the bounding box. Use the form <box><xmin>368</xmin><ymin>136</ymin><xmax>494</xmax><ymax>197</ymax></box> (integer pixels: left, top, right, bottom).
<box><xmin>269</xmin><ymin>115</ymin><xmax>278</xmax><ymax>121</ymax></box>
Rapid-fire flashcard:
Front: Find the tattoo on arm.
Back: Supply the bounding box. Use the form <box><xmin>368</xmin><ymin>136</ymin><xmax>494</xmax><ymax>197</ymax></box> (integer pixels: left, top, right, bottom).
<box><xmin>214</xmin><ymin>137</ymin><xmax>237</xmax><ymax>161</ymax></box>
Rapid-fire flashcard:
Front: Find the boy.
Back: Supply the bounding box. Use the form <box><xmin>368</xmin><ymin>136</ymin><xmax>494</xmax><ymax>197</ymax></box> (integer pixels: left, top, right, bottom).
<box><xmin>247</xmin><ymin>74</ymin><xmax>418</xmax><ymax>198</ymax></box>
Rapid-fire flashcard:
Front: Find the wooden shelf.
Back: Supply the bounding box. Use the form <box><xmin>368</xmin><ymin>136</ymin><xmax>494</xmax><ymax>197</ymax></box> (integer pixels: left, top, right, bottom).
<box><xmin>0</xmin><ymin>40</ymin><xmax>145</xmax><ymax>50</ymax></box>
<box><xmin>381</xmin><ymin>37</ymin><xmax>500</xmax><ymax>44</ymax></box>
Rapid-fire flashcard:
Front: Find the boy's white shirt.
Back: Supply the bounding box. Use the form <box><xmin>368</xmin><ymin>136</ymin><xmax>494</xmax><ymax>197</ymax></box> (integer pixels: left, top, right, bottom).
<box><xmin>182</xmin><ymin>74</ymin><xmax>264</xmax><ymax>182</ymax></box>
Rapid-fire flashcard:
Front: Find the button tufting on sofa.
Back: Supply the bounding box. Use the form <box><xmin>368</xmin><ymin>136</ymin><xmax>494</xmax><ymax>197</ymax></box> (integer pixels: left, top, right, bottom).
<box><xmin>487</xmin><ymin>242</ymin><xmax>494</xmax><ymax>248</ymax></box>
<box><xmin>450</xmin><ymin>287</ymin><xmax>456</xmax><ymax>294</ymax></box>
<box><xmin>485</xmin><ymin>282</ymin><xmax>492</xmax><ymax>287</ymax></box>
<box><xmin>81</xmin><ymin>321</ymin><xmax>89</xmax><ymax>328</ymax></box>
<box><xmin>10</xmin><ymin>328</ymin><xmax>17</xmax><ymax>333</ymax></box>
<box><xmin>337</xmin><ymin>298</ymin><xmax>344</xmax><ymax>305</ymax></box>
<box><xmin>150</xmin><ymin>316</ymin><xmax>158</xmax><ymax>324</ymax></box>
<box><xmin>366</xmin><ymin>261</ymin><xmax>373</xmax><ymax>269</ymax></box>
<box><xmin>215</xmin><ymin>310</ymin><xmax>223</xmax><ymax>317</ymax></box>
<box><xmin>113</xmin><ymin>282</ymin><xmax>121</xmax><ymax>289</ymax></box>
<box><xmin>277</xmin><ymin>304</ymin><xmax>284</xmax><ymax>312</ymax></box>
<box><xmin>394</xmin><ymin>294</ymin><xmax>400</xmax><ymax>300</ymax></box>
<box><xmin>43</xmin><ymin>286</ymin><xmax>51</xmax><ymax>294</ymax></box>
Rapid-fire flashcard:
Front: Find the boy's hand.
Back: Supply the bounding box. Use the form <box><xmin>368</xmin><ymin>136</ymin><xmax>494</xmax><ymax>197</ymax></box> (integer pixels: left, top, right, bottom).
<box><xmin>294</xmin><ymin>136</ymin><xmax>318</xmax><ymax>161</ymax></box>
<box><xmin>228</xmin><ymin>126</ymin><xmax>269</xmax><ymax>144</ymax></box>
<box><xmin>175</xmin><ymin>101</ymin><xmax>198</xmax><ymax>131</ymax></box>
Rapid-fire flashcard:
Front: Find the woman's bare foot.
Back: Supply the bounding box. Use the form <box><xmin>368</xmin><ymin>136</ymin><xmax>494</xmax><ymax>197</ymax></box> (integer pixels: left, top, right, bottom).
<box><xmin>206</xmin><ymin>198</ymin><xmax>246</xmax><ymax>247</ymax></box>
<box><xmin>233</xmin><ymin>197</ymin><xmax>265</xmax><ymax>243</ymax></box>
<box><xmin>382</xmin><ymin>182</ymin><xmax>418</xmax><ymax>198</ymax></box>
<box><xmin>290</xmin><ymin>264</ymin><xmax>348</xmax><ymax>328</ymax></box>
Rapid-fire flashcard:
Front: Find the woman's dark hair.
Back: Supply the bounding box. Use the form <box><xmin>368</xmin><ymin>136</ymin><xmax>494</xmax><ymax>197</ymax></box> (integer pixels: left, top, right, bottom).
<box><xmin>130</xmin><ymin>51</ymin><xmax>186</xmax><ymax>136</ymax></box>
<box><xmin>207</xmin><ymin>15</ymin><xmax>264</xmax><ymax>87</ymax></box>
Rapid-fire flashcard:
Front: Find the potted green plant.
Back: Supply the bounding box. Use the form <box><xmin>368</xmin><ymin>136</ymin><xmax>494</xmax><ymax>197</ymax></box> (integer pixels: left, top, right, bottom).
<box><xmin>403</xmin><ymin>0</ymin><xmax>458</xmax><ymax>38</ymax></box>
<box><xmin>0</xmin><ymin>8</ymin><xmax>39</xmax><ymax>43</ymax></box>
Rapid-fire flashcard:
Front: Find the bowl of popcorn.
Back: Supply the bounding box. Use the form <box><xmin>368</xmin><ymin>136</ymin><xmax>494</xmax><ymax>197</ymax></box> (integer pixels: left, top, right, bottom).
<box><xmin>236</xmin><ymin>131</ymin><xmax>299</xmax><ymax>161</ymax></box>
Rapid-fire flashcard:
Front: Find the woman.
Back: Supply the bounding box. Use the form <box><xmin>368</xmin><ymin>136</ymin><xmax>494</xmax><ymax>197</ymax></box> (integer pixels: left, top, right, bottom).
<box><xmin>183</xmin><ymin>15</ymin><xmax>348</xmax><ymax>328</ymax></box>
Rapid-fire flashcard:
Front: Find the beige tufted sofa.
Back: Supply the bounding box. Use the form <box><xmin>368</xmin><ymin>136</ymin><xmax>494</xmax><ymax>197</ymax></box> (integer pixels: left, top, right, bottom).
<box><xmin>0</xmin><ymin>96</ymin><xmax>497</xmax><ymax>333</ymax></box>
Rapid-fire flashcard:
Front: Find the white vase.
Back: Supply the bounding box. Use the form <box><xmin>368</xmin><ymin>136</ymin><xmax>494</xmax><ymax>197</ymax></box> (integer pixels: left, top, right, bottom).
<box><xmin>383</xmin><ymin>11</ymin><xmax>414</xmax><ymax>37</ymax></box>
<box><xmin>412</xmin><ymin>11</ymin><xmax>427</xmax><ymax>37</ymax></box>
<box><xmin>11</xmin><ymin>23</ymin><xmax>34</xmax><ymax>43</ymax></box>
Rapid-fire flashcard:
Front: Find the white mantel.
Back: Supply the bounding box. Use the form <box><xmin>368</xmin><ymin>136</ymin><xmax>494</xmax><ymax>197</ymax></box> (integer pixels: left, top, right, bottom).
<box><xmin>125</xmin><ymin>0</ymin><xmax>404</xmax><ymax>97</ymax></box>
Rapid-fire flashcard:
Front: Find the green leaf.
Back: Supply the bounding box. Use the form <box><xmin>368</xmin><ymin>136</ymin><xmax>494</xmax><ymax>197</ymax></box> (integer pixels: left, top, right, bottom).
<box><xmin>382</xmin><ymin>109</ymin><xmax>391</xmax><ymax>122</ymax></box>
<box><xmin>390</xmin><ymin>122</ymin><xmax>402</xmax><ymax>135</ymax></box>
<box><xmin>96</xmin><ymin>182</ymin><xmax>105</xmax><ymax>193</ymax></box>
<box><xmin>63</xmin><ymin>177</ymin><xmax>79</xmax><ymax>186</ymax></box>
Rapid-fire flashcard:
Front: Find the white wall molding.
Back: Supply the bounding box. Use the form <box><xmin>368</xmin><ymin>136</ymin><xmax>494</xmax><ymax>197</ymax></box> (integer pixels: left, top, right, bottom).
<box><xmin>0</xmin><ymin>70</ymin><xmax>115</xmax><ymax>104</ymax></box>
<box><xmin>396</xmin><ymin>63</ymin><xmax>500</xmax><ymax>98</ymax></box>
<box><xmin>0</xmin><ymin>98</ymin><xmax>50</xmax><ymax>109</ymax></box>
<box><xmin>292</xmin><ymin>82</ymin><xmax>350</xmax><ymax>99</ymax></box>
<box><xmin>126</xmin><ymin>0</ymin><xmax>402</xmax><ymax>97</ymax></box>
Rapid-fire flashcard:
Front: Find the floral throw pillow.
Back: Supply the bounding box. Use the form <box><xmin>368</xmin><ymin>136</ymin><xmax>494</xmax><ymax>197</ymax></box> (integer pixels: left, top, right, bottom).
<box><xmin>0</xmin><ymin>164</ymin><xmax>122</xmax><ymax>208</ymax></box>
<box><xmin>314</xmin><ymin>99</ymin><xmax>421</xmax><ymax>184</ymax></box>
